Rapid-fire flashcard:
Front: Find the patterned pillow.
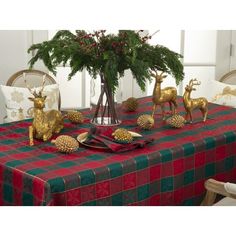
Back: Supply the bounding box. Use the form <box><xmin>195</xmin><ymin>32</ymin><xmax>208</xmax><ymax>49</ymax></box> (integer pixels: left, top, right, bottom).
<box><xmin>0</xmin><ymin>84</ymin><xmax>60</xmax><ymax>123</ymax></box>
<box><xmin>207</xmin><ymin>80</ymin><xmax>236</xmax><ymax>108</ymax></box>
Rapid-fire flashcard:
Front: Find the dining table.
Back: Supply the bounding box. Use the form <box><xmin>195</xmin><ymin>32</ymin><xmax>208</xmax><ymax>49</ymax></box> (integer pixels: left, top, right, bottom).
<box><xmin>0</xmin><ymin>96</ymin><xmax>236</xmax><ymax>206</ymax></box>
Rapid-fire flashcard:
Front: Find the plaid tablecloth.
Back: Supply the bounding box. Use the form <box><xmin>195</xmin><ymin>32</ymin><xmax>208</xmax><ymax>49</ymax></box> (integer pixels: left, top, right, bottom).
<box><xmin>0</xmin><ymin>96</ymin><xmax>236</xmax><ymax>206</ymax></box>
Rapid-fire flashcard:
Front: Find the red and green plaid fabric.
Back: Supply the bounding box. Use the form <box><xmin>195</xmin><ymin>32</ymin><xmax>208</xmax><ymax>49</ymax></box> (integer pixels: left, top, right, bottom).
<box><xmin>0</xmin><ymin>96</ymin><xmax>236</xmax><ymax>206</ymax></box>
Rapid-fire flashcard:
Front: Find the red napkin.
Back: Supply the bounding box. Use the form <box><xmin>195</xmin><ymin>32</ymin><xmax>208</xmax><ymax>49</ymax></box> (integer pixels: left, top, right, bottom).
<box><xmin>83</xmin><ymin>127</ymin><xmax>154</xmax><ymax>152</ymax></box>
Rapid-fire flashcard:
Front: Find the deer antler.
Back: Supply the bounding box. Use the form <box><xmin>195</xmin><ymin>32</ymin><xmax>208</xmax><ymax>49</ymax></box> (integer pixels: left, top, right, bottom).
<box><xmin>150</xmin><ymin>70</ymin><xmax>167</xmax><ymax>81</ymax></box>
<box><xmin>189</xmin><ymin>78</ymin><xmax>201</xmax><ymax>87</ymax></box>
<box><xmin>24</xmin><ymin>73</ymin><xmax>38</xmax><ymax>97</ymax></box>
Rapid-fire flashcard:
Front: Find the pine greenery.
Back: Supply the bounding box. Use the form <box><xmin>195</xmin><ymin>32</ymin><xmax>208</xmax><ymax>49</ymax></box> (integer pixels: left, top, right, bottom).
<box><xmin>28</xmin><ymin>30</ymin><xmax>184</xmax><ymax>92</ymax></box>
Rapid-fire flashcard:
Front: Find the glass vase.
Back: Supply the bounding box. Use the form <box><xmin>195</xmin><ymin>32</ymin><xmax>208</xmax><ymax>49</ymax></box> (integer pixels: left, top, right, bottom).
<box><xmin>90</xmin><ymin>74</ymin><xmax>122</xmax><ymax>126</ymax></box>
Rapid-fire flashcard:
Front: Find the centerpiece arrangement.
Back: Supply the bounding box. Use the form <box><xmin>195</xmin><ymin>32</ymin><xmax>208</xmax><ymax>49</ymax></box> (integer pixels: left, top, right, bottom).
<box><xmin>28</xmin><ymin>30</ymin><xmax>184</xmax><ymax>126</ymax></box>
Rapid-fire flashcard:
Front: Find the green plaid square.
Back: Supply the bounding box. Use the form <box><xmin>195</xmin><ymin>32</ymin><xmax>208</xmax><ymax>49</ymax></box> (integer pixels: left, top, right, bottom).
<box><xmin>183</xmin><ymin>197</ymin><xmax>194</xmax><ymax>206</ymax></box>
<box><xmin>48</xmin><ymin>177</ymin><xmax>66</xmax><ymax>193</ymax></box>
<box><xmin>0</xmin><ymin>140</ymin><xmax>16</xmax><ymax>145</ymax></box>
<box><xmin>225</xmin><ymin>132</ymin><xmax>236</xmax><ymax>144</ymax></box>
<box><xmin>225</xmin><ymin>156</ymin><xmax>234</xmax><ymax>171</ymax></box>
<box><xmin>79</xmin><ymin>170</ymin><xmax>95</xmax><ymax>186</ymax></box>
<box><xmin>108</xmin><ymin>163</ymin><xmax>123</xmax><ymax>178</ymax></box>
<box><xmin>87</xmin><ymin>154</ymin><xmax>105</xmax><ymax>161</ymax></box>
<box><xmin>6</xmin><ymin>160</ymin><xmax>25</xmax><ymax>168</ymax></box>
<box><xmin>83</xmin><ymin>201</ymin><xmax>96</xmax><ymax>206</ymax></box>
<box><xmin>205</xmin><ymin>163</ymin><xmax>215</xmax><ymax>177</ymax></box>
<box><xmin>112</xmin><ymin>193</ymin><xmax>123</xmax><ymax>206</ymax></box>
<box><xmin>18</xmin><ymin>146</ymin><xmax>35</xmax><ymax>152</ymax></box>
<box><xmin>137</xmin><ymin>184</ymin><xmax>150</xmax><ymax>201</ymax></box>
<box><xmin>23</xmin><ymin>192</ymin><xmax>34</xmax><ymax>206</ymax></box>
<box><xmin>3</xmin><ymin>184</ymin><xmax>13</xmax><ymax>204</ymax></box>
<box><xmin>183</xmin><ymin>143</ymin><xmax>195</xmax><ymax>156</ymax></box>
<box><xmin>161</xmin><ymin>177</ymin><xmax>173</xmax><ymax>192</ymax></box>
<box><xmin>26</xmin><ymin>168</ymin><xmax>47</xmax><ymax>176</ymax></box>
<box><xmin>205</xmin><ymin>137</ymin><xmax>216</xmax><ymax>150</ymax></box>
<box><xmin>160</xmin><ymin>149</ymin><xmax>172</xmax><ymax>162</ymax></box>
<box><xmin>135</xmin><ymin>155</ymin><xmax>148</xmax><ymax>170</ymax></box>
<box><xmin>58</xmin><ymin>161</ymin><xmax>76</xmax><ymax>168</ymax></box>
<box><xmin>14</xmin><ymin>128</ymin><xmax>25</xmax><ymax>133</ymax></box>
<box><xmin>184</xmin><ymin>170</ymin><xmax>194</xmax><ymax>185</ymax></box>
<box><xmin>38</xmin><ymin>153</ymin><xmax>56</xmax><ymax>160</ymax></box>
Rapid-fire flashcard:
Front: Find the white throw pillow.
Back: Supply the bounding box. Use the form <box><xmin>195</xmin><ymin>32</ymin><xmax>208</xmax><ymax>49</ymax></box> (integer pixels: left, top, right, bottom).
<box><xmin>0</xmin><ymin>84</ymin><xmax>60</xmax><ymax>123</ymax></box>
<box><xmin>207</xmin><ymin>80</ymin><xmax>236</xmax><ymax>108</ymax></box>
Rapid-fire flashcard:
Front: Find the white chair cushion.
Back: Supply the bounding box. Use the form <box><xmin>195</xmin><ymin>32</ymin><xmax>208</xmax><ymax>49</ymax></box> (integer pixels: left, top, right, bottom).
<box><xmin>0</xmin><ymin>84</ymin><xmax>60</xmax><ymax>123</ymax></box>
<box><xmin>224</xmin><ymin>182</ymin><xmax>236</xmax><ymax>195</ymax></box>
<box><xmin>214</xmin><ymin>197</ymin><xmax>236</xmax><ymax>206</ymax></box>
<box><xmin>207</xmin><ymin>80</ymin><xmax>236</xmax><ymax>108</ymax></box>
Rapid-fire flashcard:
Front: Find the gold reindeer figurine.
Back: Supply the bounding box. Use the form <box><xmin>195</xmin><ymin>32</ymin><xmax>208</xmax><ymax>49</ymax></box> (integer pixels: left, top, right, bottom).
<box><xmin>25</xmin><ymin>77</ymin><xmax>64</xmax><ymax>146</ymax></box>
<box><xmin>183</xmin><ymin>79</ymin><xmax>208</xmax><ymax>123</ymax></box>
<box><xmin>151</xmin><ymin>71</ymin><xmax>178</xmax><ymax>119</ymax></box>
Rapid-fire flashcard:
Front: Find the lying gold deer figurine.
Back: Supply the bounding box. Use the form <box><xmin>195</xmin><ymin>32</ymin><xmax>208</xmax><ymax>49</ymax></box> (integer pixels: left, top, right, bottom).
<box><xmin>25</xmin><ymin>77</ymin><xmax>64</xmax><ymax>146</ymax></box>
<box><xmin>183</xmin><ymin>79</ymin><xmax>208</xmax><ymax>123</ymax></box>
<box><xmin>151</xmin><ymin>71</ymin><xmax>178</xmax><ymax>119</ymax></box>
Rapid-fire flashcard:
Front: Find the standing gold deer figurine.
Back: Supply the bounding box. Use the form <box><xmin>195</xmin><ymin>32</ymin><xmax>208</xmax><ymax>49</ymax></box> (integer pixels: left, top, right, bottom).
<box><xmin>183</xmin><ymin>78</ymin><xmax>208</xmax><ymax>123</ymax></box>
<box><xmin>25</xmin><ymin>77</ymin><xmax>64</xmax><ymax>146</ymax></box>
<box><xmin>151</xmin><ymin>71</ymin><xmax>178</xmax><ymax>119</ymax></box>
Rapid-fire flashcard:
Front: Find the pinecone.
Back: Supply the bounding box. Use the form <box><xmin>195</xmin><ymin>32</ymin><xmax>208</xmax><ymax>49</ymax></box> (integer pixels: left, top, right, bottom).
<box><xmin>137</xmin><ymin>114</ymin><xmax>154</xmax><ymax>130</ymax></box>
<box><xmin>166</xmin><ymin>114</ymin><xmax>186</xmax><ymax>128</ymax></box>
<box><xmin>67</xmin><ymin>111</ymin><xmax>84</xmax><ymax>124</ymax></box>
<box><xmin>52</xmin><ymin>135</ymin><xmax>79</xmax><ymax>153</ymax></box>
<box><xmin>123</xmin><ymin>97</ymin><xmax>138</xmax><ymax>112</ymax></box>
<box><xmin>112</xmin><ymin>128</ymin><xmax>133</xmax><ymax>143</ymax></box>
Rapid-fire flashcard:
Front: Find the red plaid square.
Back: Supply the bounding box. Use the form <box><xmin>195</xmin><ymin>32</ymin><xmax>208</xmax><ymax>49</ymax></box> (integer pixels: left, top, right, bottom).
<box><xmin>13</xmin><ymin>171</ymin><xmax>23</xmax><ymax>190</ymax></box>
<box><xmin>137</xmin><ymin>168</ymin><xmax>149</xmax><ymax>186</ymax></box>
<box><xmin>150</xmin><ymin>194</ymin><xmax>160</xmax><ymax>206</ymax></box>
<box><xmin>66</xmin><ymin>188</ymin><xmax>81</xmax><ymax>206</ymax></box>
<box><xmin>0</xmin><ymin>145</ymin><xmax>11</xmax><ymax>152</ymax></box>
<box><xmin>215</xmin><ymin>145</ymin><xmax>226</xmax><ymax>161</ymax></box>
<box><xmin>110</xmin><ymin>177</ymin><xmax>122</xmax><ymax>195</ymax></box>
<box><xmin>184</xmin><ymin>156</ymin><xmax>194</xmax><ymax>169</ymax></box>
<box><xmin>123</xmin><ymin>173</ymin><xmax>136</xmax><ymax>190</ymax></box>
<box><xmin>161</xmin><ymin>162</ymin><xmax>173</xmax><ymax>178</ymax></box>
<box><xmin>13</xmin><ymin>188</ymin><xmax>22</xmax><ymax>206</ymax></box>
<box><xmin>183</xmin><ymin>184</ymin><xmax>194</xmax><ymax>199</ymax></box>
<box><xmin>150</xmin><ymin>165</ymin><xmax>161</xmax><ymax>181</ymax></box>
<box><xmin>205</xmin><ymin>149</ymin><xmax>215</xmax><ymax>163</ymax></box>
<box><xmin>52</xmin><ymin>192</ymin><xmax>66</xmax><ymax>206</ymax></box>
<box><xmin>32</xmin><ymin>178</ymin><xmax>45</xmax><ymax>200</ymax></box>
<box><xmin>161</xmin><ymin>192</ymin><xmax>174</xmax><ymax>206</ymax></box>
<box><xmin>81</xmin><ymin>185</ymin><xmax>96</xmax><ymax>203</ymax></box>
<box><xmin>194</xmin><ymin>180</ymin><xmax>205</xmax><ymax>196</ymax></box>
<box><xmin>96</xmin><ymin>180</ymin><xmax>110</xmax><ymax>198</ymax></box>
<box><xmin>173</xmin><ymin>188</ymin><xmax>183</xmax><ymax>205</ymax></box>
<box><xmin>173</xmin><ymin>158</ymin><xmax>184</xmax><ymax>175</ymax></box>
<box><xmin>194</xmin><ymin>152</ymin><xmax>206</xmax><ymax>168</ymax></box>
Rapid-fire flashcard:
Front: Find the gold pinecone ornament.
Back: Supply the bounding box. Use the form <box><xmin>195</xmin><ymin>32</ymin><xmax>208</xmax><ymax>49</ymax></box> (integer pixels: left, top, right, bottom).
<box><xmin>137</xmin><ymin>114</ymin><xmax>154</xmax><ymax>130</ymax></box>
<box><xmin>166</xmin><ymin>114</ymin><xmax>186</xmax><ymax>128</ymax></box>
<box><xmin>112</xmin><ymin>128</ymin><xmax>133</xmax><ymax>143</ymax></box>
<box><xmin>67</xmin><ymin>111</ymin><xmax>84</xmax><ymax>124</ymax></box>
<box><xmin>123</xmin><ymin>97</ymin><xmax>138</xmax><ymax>112</ymax></box>
<box><xmin>52</xmin><ymin>135</ymin><xmax>79</xmax><ymax>153</ymax></box>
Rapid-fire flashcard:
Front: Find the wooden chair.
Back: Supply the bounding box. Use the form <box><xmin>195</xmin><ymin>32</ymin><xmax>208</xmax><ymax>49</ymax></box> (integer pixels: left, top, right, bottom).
<box><xmin>6</xmin><ymin>69</ymin><xmax>61</xmax><ymax>109</ymax></box>
<box><xmin>2</xmin><ymin>69</ymin><xmax>61</xmax><ymax>123</ymax></box>
<box><xmin>201</xmin><ymin>178</ymin><xmax>236</xmax><ymax>206</ymax></box>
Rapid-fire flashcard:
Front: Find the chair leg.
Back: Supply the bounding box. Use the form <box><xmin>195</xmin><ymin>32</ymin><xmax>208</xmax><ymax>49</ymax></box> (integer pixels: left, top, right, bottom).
<box><xmin>201</xmin><ymin>190</ymin><xmax>217</xmax><ymax>206</ymax></box>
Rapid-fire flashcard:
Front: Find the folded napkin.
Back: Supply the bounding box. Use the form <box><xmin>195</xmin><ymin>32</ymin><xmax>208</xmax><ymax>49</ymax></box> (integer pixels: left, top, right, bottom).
<box><xmin>83</xmin><ymin>127</ymin><xmax>154</xmax><ymax>152</ymax></box>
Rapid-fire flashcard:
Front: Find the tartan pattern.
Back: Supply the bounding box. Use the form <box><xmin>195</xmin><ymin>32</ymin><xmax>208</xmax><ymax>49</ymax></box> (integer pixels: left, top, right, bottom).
<box><xmin>0</xmin><ymin>96</ymin><xmax>236</xmax><ymax>205</ymax></box>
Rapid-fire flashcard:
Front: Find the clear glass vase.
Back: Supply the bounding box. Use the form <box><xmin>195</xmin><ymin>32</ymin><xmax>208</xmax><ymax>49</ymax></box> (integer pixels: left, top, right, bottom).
<box><xmin>90</xmin><ymin>74</ymin><xmax>122</xmax><ymax>126</ymax></box>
